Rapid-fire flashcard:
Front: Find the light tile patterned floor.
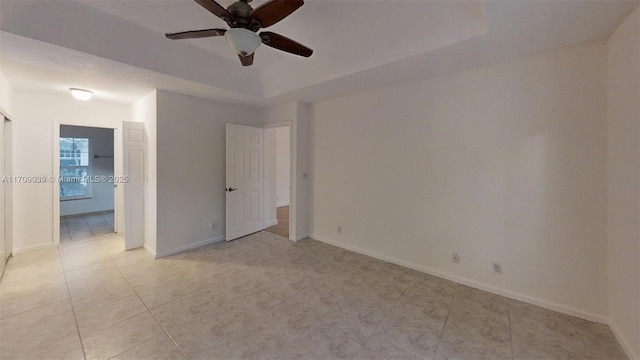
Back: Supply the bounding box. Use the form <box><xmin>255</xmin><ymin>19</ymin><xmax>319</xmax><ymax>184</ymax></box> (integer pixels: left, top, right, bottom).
<box><xmin>60</xmin><ymin>211</ymin><xmax>115</xmax><ymax>243</ymax></box>
<box><xmin>0</xmin><ymin>231</ymin><xmax>628</xmax><ymax>360</ymax></box>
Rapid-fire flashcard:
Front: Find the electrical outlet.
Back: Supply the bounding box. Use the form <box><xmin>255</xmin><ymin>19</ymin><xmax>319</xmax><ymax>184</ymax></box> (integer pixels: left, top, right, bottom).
<box><xmin>493</xmin><ymin>262</ymin><xmax>502</xmax><ymax>274</ymax></box>
<box><xmin>337</xmin><ymin>225</ymin><xmax>342</xmax><ymax>234</ymax></box>
<box><xmin>212</xmin><ymin>222</ymin><xmax>217</xmax><ymax>231</ymax></box>
<box><xmin>452</xmin><ymin>253</ymin><xmax>460</xmax><ymax>263</ymax></box>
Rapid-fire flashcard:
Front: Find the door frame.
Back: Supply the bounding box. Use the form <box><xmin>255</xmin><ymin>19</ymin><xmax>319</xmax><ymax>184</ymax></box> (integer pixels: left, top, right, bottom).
<box><xmin>52</xmin><ymin>120</ymin><xmax>124</xmax><ymax>245</ymax></box>
<box><xmin>263</xmin><ymin>121</ymin><xmax>293</xmax><ymax>240</ymax></box>
<box><xmin>1</xmin><ymin>115</ymin><xmax>13</xmax><ymax>271</ymax></box>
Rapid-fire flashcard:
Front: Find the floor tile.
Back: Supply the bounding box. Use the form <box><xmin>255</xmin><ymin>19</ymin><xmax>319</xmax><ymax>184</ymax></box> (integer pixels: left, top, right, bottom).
<box><xmin>82</xmin><ymin>312</ymin><xmax>165</xmax><ymax>360</ymax></box>
<box><xmin>284</xmin><ymin>323</ymin><xmax>363</xmax><ymax>360</ymax></box>
<box><xmin>0</xmin><ymin>300</ymin><xmax>79</xmax><ymax>359</ymax></box>
<box><xmin>74</xmin><ymin>294</ymin><xmax>148</xmax><ymax>336</ymax></box>
<box><xmin>111</xmin><ymin>334</ymin><xmax>185</xmax><ymax>360</ymax></box>
<box><xmin>0</xmin><ymin>230</ymin><xmax>629</xmax><ymax>360</ymax></box>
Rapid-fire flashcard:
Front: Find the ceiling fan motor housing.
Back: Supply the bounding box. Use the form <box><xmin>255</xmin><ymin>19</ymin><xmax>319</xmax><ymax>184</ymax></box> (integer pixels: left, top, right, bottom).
<box><xmin>227</xmin><ymin>1</ymin><xmax>254</xmax><ymax>28</ymax></box>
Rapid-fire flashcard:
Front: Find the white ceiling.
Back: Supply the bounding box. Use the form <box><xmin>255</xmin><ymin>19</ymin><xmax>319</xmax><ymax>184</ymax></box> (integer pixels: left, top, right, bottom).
<box><xmin>0</xmin><ymin>0</ymin><xmax>637</xmax><ymax>107</ymax></box>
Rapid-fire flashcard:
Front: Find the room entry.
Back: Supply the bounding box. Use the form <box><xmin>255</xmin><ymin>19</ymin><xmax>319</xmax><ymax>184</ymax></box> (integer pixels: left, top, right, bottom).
<box><xmin>59</xmin><ymin>125</ymin><xmax>116</xmax><ymax>243</ymax></box>
<box><xmin>1</xmin><ymin>116</ymin><xmax>13</xmax><ymax>276</ymax></box>
<box><xmin>225</xmin><ymin>123</ymin><xmax>265</xmax><ymax>241</ymax></box>
<box><xmin>264</xmin><ymin>125</ymin><xmax>291</xmax><ymax>239</ymax></box>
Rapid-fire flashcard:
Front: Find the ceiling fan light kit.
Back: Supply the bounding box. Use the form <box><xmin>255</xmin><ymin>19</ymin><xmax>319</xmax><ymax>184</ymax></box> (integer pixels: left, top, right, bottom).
<box><xmin>225</xmin><ymin>28</ymin><xmax>261</xmax><ymax>57</ymax></box>
<box><xmin>165</xmin><ymin>0</ymin><xmax>313</xmax><ymax>66</ymax></box>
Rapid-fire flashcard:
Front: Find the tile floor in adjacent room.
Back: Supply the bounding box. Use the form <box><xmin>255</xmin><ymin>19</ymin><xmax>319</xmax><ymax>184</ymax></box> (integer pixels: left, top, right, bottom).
<box><xmin>265</xmin><ymin>206</ymin><xmax>289</xmax><ymax>239</ymax></box>
<box><xmin>0</xmin><ymin>231</ymin><xmax>629</xmax><ymax>360</ymax></box>
<box><xmin>60</xmin><ymin>211</ymin><xmax>115</xmax><ymax>243</ymax></box>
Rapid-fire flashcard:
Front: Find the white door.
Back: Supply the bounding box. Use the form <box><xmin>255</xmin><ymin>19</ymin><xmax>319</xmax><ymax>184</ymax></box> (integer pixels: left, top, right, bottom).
<box><xmin>123</xmin><ymin>122</ymin><xmax>146</xmax><ymax>250</ymax></box>
<box><xmin>226</xmin><ymin>124</ymin><xmax>264</xmax><ymax>241</ymax></box>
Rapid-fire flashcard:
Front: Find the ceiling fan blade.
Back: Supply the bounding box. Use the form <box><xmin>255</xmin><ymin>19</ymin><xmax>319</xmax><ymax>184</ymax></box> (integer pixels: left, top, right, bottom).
<box><xmin>165</xmin><ymin>28</ymin><xmax>227</xmax><ymax>40</ymax></box>
<box><xmin>239</xmin><ymin>53</ymin><xmax>254</xmax><ymax>66</ymax></box>
<box><xmin>194</xmin><ymin>0</ymin><xmax>233</xmax><ymax>24</ymax></box>
<box><xmin>250</xmin><ymin>0</ymin><xmax>303</xmax><ymax>28</ymax></box>
<box><xmin>259</xmin><ymin>31</ymin><xmax>312</xmax><ymax>57</ymax></box>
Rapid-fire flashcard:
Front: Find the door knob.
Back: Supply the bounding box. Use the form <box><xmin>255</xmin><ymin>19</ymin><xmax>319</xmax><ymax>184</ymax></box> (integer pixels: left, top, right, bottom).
<box><xmin>226</xmin><ymin>187</ymin><xmax>238</xmax><ymax>192</ymax></box>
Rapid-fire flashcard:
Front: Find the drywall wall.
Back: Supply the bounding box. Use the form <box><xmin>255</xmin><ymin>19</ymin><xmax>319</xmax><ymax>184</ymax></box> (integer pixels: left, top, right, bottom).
<box><xmin>606</xmin><ymin>6</ymin><xmax>640</xmax><ymax>359</ymax></box>
<box><xmin>0</xmin><ymin>69</ymin><xmax>13</xmax><ymax>117</ymax></box>
<box><xmin>11</xmin><ymin>91</ymin><xmax>129</xmax><ymax>250</ymax></box>
<box><xmin>131</xmin><ymin>90</ymin><xmax>157</xmax><ymax>255</ymax></box>
<box><xmin>59</xmin><ymin>125</ymin><xmax>115</xmax><ymax>216</ymax></box>
<box><xmin>309</xmin><ymin>41</ymin><xmax>608</xmax><ymax>320</ymax></box>
<box><xmin>275</xmin><ymin>126</ymin><xmax>290</xmax><ymax>207</ymax></box>
<box><xmin>155</xmin><ymin>90</ymin><xmax>260</xmax><ymax>257</ymax></box>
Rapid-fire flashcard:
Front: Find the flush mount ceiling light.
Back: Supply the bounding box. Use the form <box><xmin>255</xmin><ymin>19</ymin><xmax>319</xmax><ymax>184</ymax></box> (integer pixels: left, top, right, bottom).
<box><xmin>70</xmin><ymin>88</ymin><xmax>93</xmax><ymax>101</ymax></box>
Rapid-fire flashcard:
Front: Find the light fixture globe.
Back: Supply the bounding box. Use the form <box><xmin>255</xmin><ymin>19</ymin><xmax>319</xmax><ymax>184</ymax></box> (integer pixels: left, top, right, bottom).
<box><xmin>225</xmin><ymin>28</ymin><xmax>261</xmax><ymax>56</ymax></box>
<box><xmin>70</xmin><ymin>88</ymin><xmax>93</xmax><ymax>101</ymax></box>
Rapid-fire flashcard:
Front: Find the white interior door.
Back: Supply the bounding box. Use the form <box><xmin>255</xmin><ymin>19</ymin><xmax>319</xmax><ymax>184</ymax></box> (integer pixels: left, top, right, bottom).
<box><xmin>226</xmin><ymin>124</ymin><xmax>264</xmax><ymax>241</ymax></box>
<box><xmin>123</xmin><ymin>122</ymin><xmax>146</xmax><ymax>250</ymax></box>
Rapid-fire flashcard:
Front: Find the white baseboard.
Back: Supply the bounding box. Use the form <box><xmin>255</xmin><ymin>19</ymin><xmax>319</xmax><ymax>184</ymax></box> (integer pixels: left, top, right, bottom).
<box><xmin>265</xmin><ymin>219</ymin><xmax>278</xmax><ymax>227</ymax></box>
<box><xmin>294</xmin><ymin>233</ymin><xmax>309</xmax><ymax>241</ymax></box>
<box><xmin>309</xmin><ymin>233</ymin><xmax>608</xmax><ymax>324</ymax></box>
<box><xmin>276</xmin><ymin>201</ymin><xmax>290</xmax><ymax>207</ymax></box>
<box><xmin>143</xmin><ymin>243</ymin><xmax>157</xmax><ymax>258</ymax></box>
<box><xmin>13</xmin><ymin>242</ymin><xmax>57</xmax><ymax>253</ymax></box>
<box><xmin>609</xmin><ymin>318</ymin><xmax>639</xmax><ymax>360</ymax></box>
<box><xmin>154</xmin><ymin>234</ymin><xmax>225</xmax><ymax>258</ymax></box>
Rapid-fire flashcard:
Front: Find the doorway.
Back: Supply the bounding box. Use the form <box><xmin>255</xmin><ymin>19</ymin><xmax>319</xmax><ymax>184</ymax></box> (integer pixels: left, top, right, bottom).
<box><xmin>58</xmin><ymin>125</ymin><xmax>116</xmax><ymax>243</ymax></box>
<box><xmin>1</xmin><ymin>116</ymin><xmax>13</xmax><ymax>276</ymax></box>
<box><xmin>264</xmin><ymin>124</ymin><xmax>291</xmax><ymax>239</ymax></box>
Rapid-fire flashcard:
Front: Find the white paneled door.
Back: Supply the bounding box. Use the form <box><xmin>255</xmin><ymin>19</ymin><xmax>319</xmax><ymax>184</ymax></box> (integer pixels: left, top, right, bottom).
<box><xmin>226</xmin><ymin>124</ymin><xmax>264</xmax><ymax>241</ymax></box>
<box><xmin>123</xmin><ymin>122</ymin><xmax>146</xmax><ymax>250</ymax></box>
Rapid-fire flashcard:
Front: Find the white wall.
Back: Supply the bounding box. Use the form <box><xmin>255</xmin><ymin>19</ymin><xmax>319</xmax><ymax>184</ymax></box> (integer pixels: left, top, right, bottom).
<box><xmin>0</xmin><ymin>70</ymin><xmax>14</xmax><ymax>118</ymax></box>
<box><xmin>131</xmin><ymin>90</ymin><xmax>157</xmax><ymax>255</ymax></box>
<box><xmin>12</xmin><ymin>91</ymin><xmax>129</xmax><ymax>250</ymax></box>
<box><xmin>59</xmin><ymin>126</ymin><xmax>115</xmax><ymax>216</ymax></box>
<box><xmin>155</xmin><ymin>90</ymin><xmax>260</xmax><ymax>257</ymax></box>
<box><xmin>606</xmin><ymin>6</ymin><xmax>640</xmax><ymax>359</ymax></box>
<box><xmin>275</xmin><ymin>126</ymin><xmax>290</xmax><ymax>207</ymax></box>
<box><xmin>309</xmin><ymin>41</ymin><xmax>609</xmax><ymax>321</ymax></box>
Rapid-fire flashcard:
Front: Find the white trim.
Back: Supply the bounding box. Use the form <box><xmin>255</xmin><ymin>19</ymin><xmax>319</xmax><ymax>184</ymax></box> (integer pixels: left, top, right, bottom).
<box><xmin>609</xmin><ymin>319</ymin><xmax>639</xmax><ymax>360</ymax></box>
<box><xmin>143</xmin><ymin>243</ymin><xmax>156</xmax><ymax>258</ymax></box>
<box><xmin>153</xmin><ymin>234</ymin><xmax>226</xmax><ymax>259</ymax></box>
<box><xmin>294</xmin><ymin>233</ymin><xmax>308</xmax><ymax>241</ymax></box>
<box><xmin>265</xmin><ymin>219</ymin><xmax>278</xmax><ymax>227</ymax></box>
<box><xmin>263</xmin><ymin>121</ymin><xmax>291</xmax><ymax>129</ymax></box>
<box><xmin>0</xmin><ymin>106</ymin><xmax>14</xmax><ymax>121</ymax></box>
<box><xmin>53</xmin><ymin>120</ymin><xmax>123</xmax><ymax>247</ymax></box>
<box><xmin>262</xmin><ymin>120</ymin><xmax>294</xmax><ymax>242</ymax></box>
<box><xmin>309</xmin><ymin>233</ymin><xmax>609</xmax><ymax>324</ymax></box>
<box><xmin>276</xmin><ymin>201</ymin><xmax>290</xmax><ymax>208</ymax></box>
<box><xmin>13</xmin><ymin>242</ymin><xmax>57</xmax><ymax>253</ymax></box>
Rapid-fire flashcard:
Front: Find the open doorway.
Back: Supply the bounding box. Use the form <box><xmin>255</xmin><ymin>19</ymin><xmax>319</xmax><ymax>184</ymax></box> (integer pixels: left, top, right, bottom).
<box><xmin>59</xmin><ymin>125</ymin><xmax>115</xmax><ymax>243</ymax></box>
<box><xmin>1</xmin><ymin>116</ymin><xmax>13</xmax><ymax>277</ymax></box>
<box><xmin>264</xmin><ymin>125</ymin><xmax>291</xmax><ymax>239</ymax></box>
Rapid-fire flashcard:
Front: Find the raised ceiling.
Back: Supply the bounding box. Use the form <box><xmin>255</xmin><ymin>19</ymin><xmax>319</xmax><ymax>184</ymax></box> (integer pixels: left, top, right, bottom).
<box><xmin>0</xmin><ymin>0</ymin><xmax>637</xmax><ymax>106</ymax></box>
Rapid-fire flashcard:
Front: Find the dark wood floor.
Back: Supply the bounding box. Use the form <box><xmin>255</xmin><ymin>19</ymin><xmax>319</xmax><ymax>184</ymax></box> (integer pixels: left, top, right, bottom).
<box><xmin>265</xmin><ymin>205</ymin><xmax>289</xmax><ymax>238</ymax></box>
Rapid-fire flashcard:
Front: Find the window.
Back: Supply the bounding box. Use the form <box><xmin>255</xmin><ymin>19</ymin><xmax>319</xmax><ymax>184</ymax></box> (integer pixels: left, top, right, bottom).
<box><xmin>60</xmin><ymin>137</ymin><xmax>90</xmax><ymax>199</ymax></box>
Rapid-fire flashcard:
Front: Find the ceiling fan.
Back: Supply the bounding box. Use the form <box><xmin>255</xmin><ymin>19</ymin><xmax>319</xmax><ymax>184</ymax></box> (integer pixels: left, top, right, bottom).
<box><xmin>165</xmin><ymin>0</ymin><xmax>313</xmax><ymax>66</ymax></box>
